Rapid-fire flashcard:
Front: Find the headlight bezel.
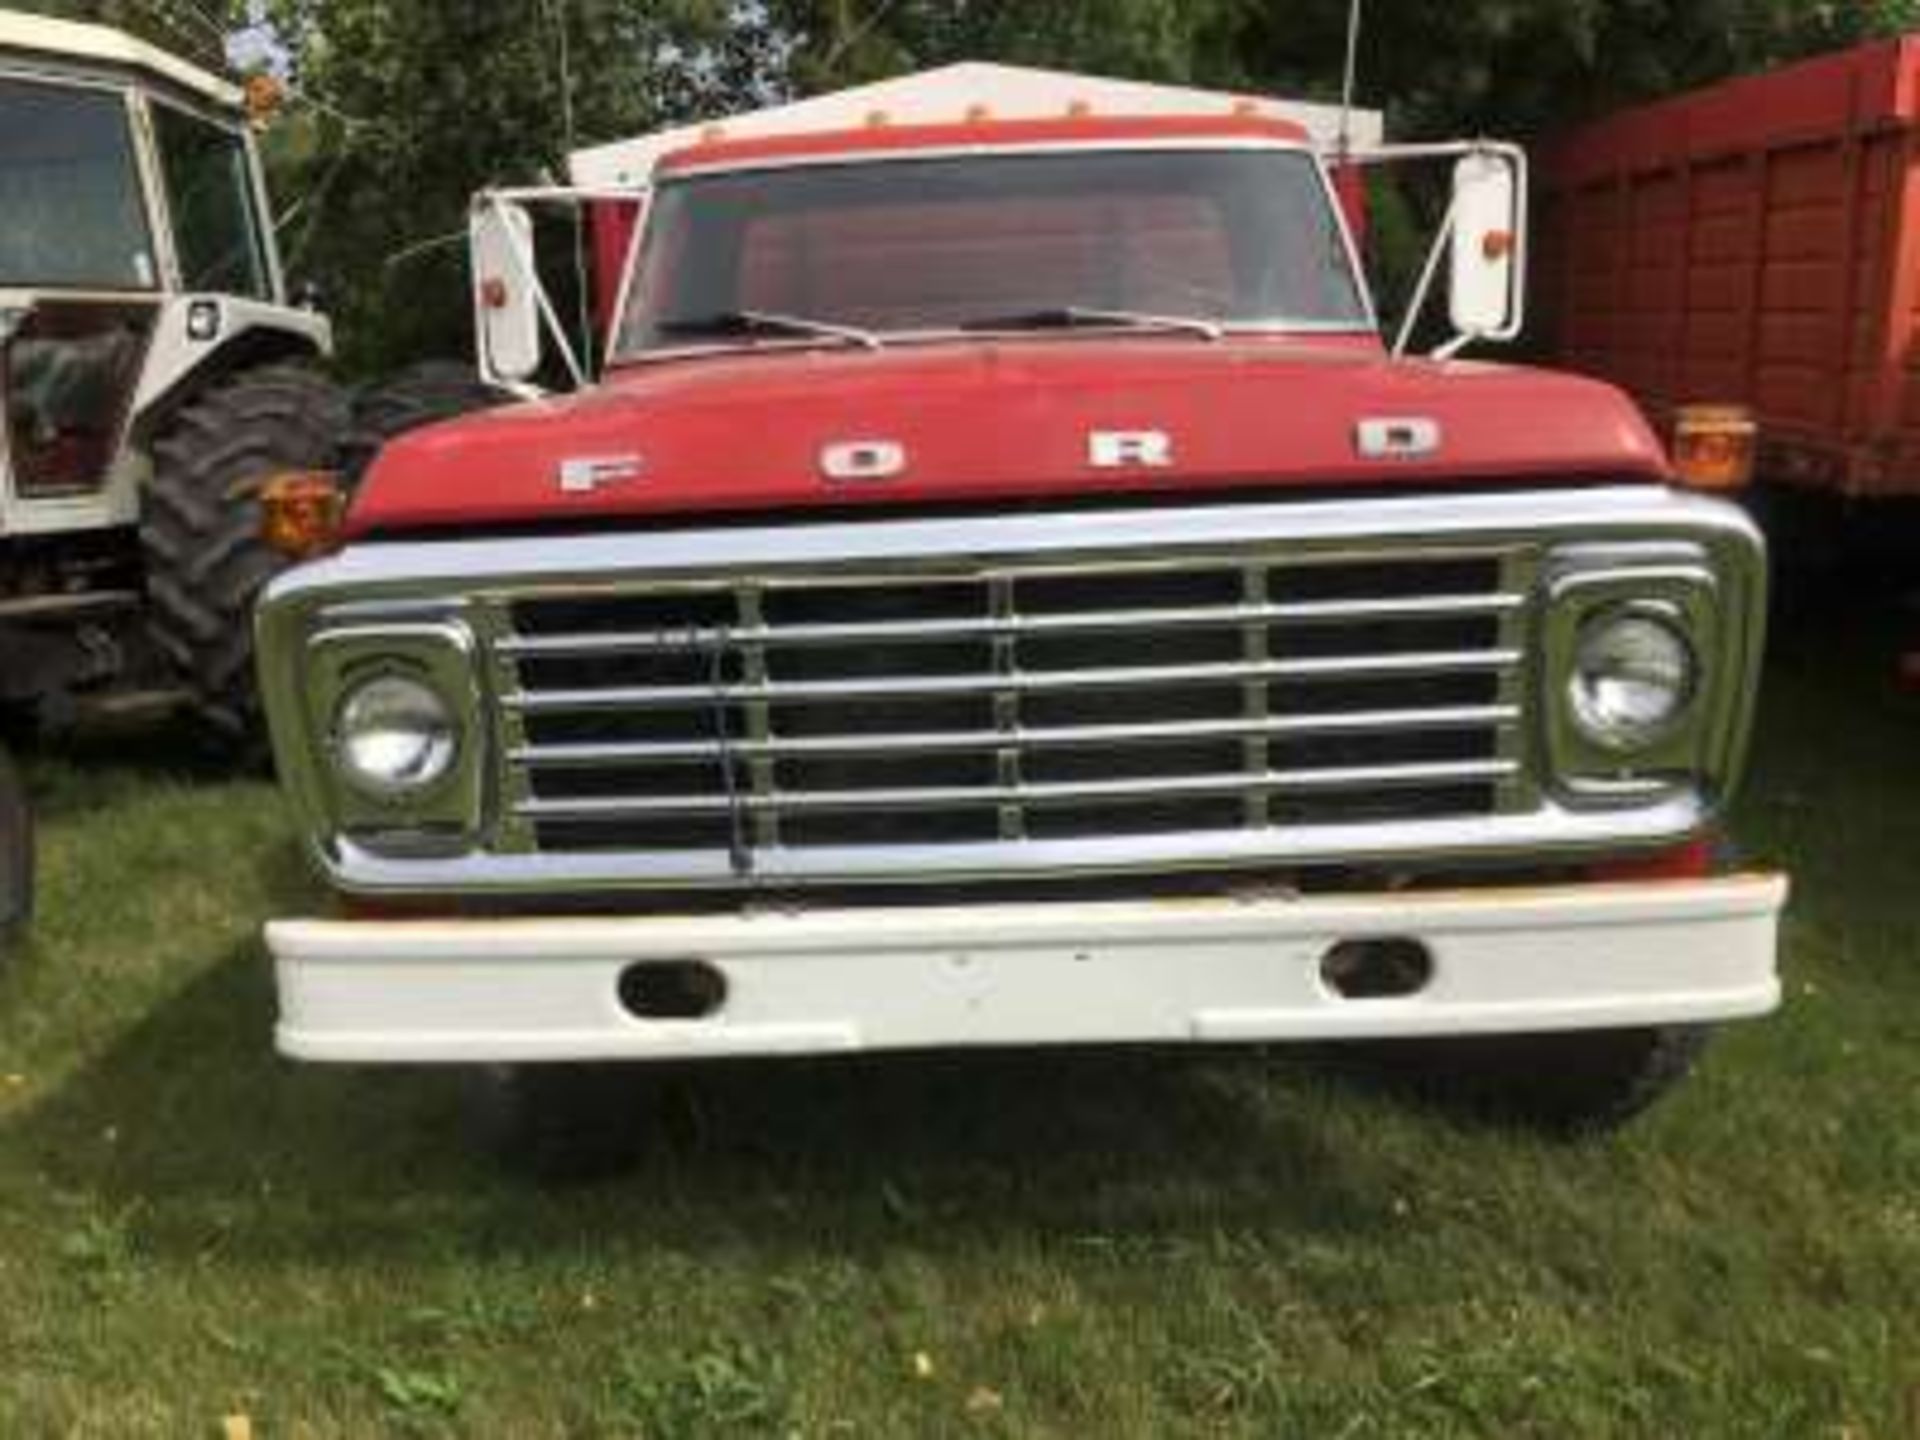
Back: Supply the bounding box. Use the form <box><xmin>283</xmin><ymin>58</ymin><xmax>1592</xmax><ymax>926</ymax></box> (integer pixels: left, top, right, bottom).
<box><xmin>1541</xmin><ymin>555</ymin><xmax>1727</xmax><ymax>804</ymax></box>
<box><xmin>301</xmin><ymin>622</ymin><xmax>485</xmax><ymax>850</ymax></box>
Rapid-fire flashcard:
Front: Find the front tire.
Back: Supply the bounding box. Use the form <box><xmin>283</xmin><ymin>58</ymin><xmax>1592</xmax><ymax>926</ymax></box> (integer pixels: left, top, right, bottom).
<box><xmin>142</xmin><ymin>362</ymin><xmax>350</xmax><ymax>746</ymax></box>
<box><xmin>1357</xmin><ymin>1025</ymin><xmax>1712</xmax><ymax>1135</ymax></box>
<box><xmin>0</xmin><ymin>746</ymin><xmax>33</xmax><ymax>965</ymax></box>
<box><xmin>475</xmin><ymin>1063</ymin><xmax>658</xmax><ymax>1181</ymax></box>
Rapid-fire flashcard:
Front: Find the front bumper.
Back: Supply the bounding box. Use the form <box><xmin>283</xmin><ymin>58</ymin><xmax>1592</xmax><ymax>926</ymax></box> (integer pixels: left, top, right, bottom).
<box><xmin>268</xmin><ymin>874</ymin><xmax>1787</xmax><ymax>1064</ymax></box>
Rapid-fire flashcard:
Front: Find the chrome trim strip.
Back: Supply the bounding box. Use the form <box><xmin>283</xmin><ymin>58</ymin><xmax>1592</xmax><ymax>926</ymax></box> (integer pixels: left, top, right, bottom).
<box><xmin>322</xmin><ymin>794</ymin><xmax>1716</xmax><ymax>896</ymax></box>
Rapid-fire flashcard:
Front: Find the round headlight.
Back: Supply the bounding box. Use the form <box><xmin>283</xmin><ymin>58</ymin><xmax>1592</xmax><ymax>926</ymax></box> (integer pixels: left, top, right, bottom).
<box><xmin>334</xmin><ymin>674</ymin><xmax>458</xmax><ymax>797</ymax></box>
<box><xmin>1568</xmin><ymin>610</ymin><xmax>1696</xmax><ymax>752</ymax></box>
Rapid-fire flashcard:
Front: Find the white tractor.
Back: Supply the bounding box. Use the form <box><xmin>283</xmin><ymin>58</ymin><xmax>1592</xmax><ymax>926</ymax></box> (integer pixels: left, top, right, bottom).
<box><xmin>0</xmin><ymin>11</ymin><xmax>350</xmax><ymax>732</ymax></box>
<box><xmin>1</xmin><ymin>11</ymin><xmax>351</xmax><ymax>962</ymax></box>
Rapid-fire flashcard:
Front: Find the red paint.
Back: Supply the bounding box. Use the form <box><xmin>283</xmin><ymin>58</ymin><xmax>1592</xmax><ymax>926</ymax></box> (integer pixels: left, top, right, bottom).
<box><xmin>656</xmin><ymin>114</ymin><xmax>1310</xmax><ymax>176</ymax></box>
<box><xmin>1536</xmin><ymin>35</ymin><xmax>1920</xmax><ymax>500</ymax></box>
<box><xmin>347</xmin><ymin>336</ymin><xmax>1671</xmax><ymax>537</ymax></box>
<box><xmin>586</xmin><ymin>199</ymin><xmax>642</xmax><ymax>340</ymax></box>
<box><xmin>1590</xmin><ymin>839</ymin><xmax>1719</xmax><ymax>884</ymax></box>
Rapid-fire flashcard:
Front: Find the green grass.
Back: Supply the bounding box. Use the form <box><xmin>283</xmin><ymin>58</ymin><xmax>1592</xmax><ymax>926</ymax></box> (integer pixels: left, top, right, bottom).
<box><xmin>3</xmin><ymin>602</ymin><xmax>1918</xmax><ymax>1437</ymax></box>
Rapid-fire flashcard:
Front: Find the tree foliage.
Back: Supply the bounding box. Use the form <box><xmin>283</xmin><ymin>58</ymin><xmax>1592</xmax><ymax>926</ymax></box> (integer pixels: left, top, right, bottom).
<box><xmin>14</xmin><ymin>0</ymin><xmax>1919</xmax><ymax>373</ymax></box>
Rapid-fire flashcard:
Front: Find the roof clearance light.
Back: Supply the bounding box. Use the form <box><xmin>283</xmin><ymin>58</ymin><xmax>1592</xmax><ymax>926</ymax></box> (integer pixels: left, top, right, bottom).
<box><xmin>866</xmin><ymin>110</ymin><xmax>890</xmax><ymax>127</ymax></box>
<box><xmin>1233</xmin><ymin>98</ymin><xmax>1259</xmax><ymax>116</ymax></box>
<box><xmin>259</xmin><ymin>471</ymin><xmax>347</xmax><ymax>560</ymax></box>
<box><xmin>1067</xmin><ymin>99</ymin><xmax>1092</xmax><ymax>118</ymax></box>
<box><xmin>1673</xmin><ymin>405</ymin><xmax>1758</xmax><ymax>492</ymax></box>
<box><xmin>965</xmin><ymin>103</ymin><xmax>991</xmax><ymax>122</ymax></box>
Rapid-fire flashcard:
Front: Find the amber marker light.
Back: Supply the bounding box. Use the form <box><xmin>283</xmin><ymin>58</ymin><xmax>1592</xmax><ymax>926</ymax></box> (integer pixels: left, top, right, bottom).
<box><xmin>259</xmin><ymin>471</ymin><xmax>348</xmax><ymax>561</ymax></box>
<box><xmin>243</xmin><ymin>73</ymin><xmax>285</xmax><ymax>127</ymax></box>
<box><xmin>1672</xmin><ymin>404</ymin><xmax>1758</xmax><ymax>492</ymax></box>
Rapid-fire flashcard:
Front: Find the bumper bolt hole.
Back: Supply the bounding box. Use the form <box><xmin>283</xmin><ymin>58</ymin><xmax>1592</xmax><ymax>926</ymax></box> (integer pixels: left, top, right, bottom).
<box><xmin>617</xmin><ymin>960</ymin><xmax>728</xmax><ymax>1020</ymax></box>
<box><xmin>1320</xmin><ymin>937</ymin><xmax>1434</xmax><ymax>1000</ymax></box>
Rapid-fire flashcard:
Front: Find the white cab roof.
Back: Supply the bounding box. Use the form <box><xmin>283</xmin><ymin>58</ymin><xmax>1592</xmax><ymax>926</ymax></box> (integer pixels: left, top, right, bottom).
<box><xmin>570</xmin><ymin>61</ymin><xmax>1385</xmax><ymax>187</ymax></box>
<box><xmin>0</xmin><ymin>8</ymin><xmax>241</xmax><ymax>108</ymax></box>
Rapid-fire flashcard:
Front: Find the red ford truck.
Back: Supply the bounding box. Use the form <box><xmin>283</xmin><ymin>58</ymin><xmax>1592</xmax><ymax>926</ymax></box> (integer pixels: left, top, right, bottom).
<box><xmin>253</xmin><ymin>65</ymin><xmax>1786</xmax><ymax>1138</ymax></box>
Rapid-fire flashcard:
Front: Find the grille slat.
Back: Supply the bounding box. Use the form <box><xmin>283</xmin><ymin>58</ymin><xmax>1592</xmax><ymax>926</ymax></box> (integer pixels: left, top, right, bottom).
<box><xmin>494</xmin><ymin>546</ymin><xmax>1533</xmax><ymax>870</ymax></box>
<box><xmin>509</xmin><ymin>704</ymin><xmax>1523</xmax><ymax>767</ymax></box>
<box><xmin>514</xmin><ymin>759</ymin><xmax>1521</xmax><ymax>821</ymax></box>
<box><xmin>494</xmin><ymin>592</ymin><xmax>1526</xmax><ymax>657</ymax></box>
<box><xmin>503</xmin><ymin>650</ymin><xmax>1523</xmax><ymax>714</ymax></box>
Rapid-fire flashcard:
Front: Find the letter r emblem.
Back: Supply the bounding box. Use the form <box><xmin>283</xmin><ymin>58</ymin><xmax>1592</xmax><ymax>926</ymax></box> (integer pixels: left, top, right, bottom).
<box><xmin>1088</xmin><ymin>430</ymin><xmax>1174</xmax><ymax>469</ymax></box>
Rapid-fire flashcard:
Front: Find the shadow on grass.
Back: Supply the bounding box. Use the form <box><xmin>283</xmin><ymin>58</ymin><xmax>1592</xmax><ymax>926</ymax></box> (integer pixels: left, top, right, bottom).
<box><xmin>10</xmin><ymin>940</ymin><xmax>1423</xmax><ymax>1264</ymax></box>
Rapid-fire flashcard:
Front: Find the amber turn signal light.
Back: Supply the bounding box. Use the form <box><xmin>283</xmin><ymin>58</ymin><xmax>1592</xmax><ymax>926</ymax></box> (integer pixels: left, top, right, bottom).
<box><xmin>1672</xmin><ymin>405</ymin><xmax>1758</xmax><ymax>492</ymax></box>
<box><xmin>259</xmin><ymin>471</ymin><xmax>347</xmax><ymax>560</ymax></box>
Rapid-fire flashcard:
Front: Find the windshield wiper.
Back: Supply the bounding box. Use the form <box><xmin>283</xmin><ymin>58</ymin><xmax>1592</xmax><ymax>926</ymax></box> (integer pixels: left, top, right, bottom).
<box><xmin>652</xmin><ymin>309</ymin><xmax>884</xmax><ymax>351</ymax></box>
<box><xmin>960</xmin><ymin>306</ymin><xmax>1224</xmax><ymax>342</ymax></box>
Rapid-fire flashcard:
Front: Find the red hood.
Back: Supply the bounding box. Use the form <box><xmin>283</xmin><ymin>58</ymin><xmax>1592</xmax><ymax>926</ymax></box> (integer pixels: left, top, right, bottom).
<box><xmin>345</xmin><ymin>339</ymin><xmax>1673</xmax><ymax>538</ymax></box>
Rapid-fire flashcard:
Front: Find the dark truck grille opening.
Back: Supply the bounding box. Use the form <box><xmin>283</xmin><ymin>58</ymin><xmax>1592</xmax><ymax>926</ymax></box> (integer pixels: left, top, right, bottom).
<box><xmin>494</xmin><ymin>551</ymin><xmax>1527</xmax><ymax>868</ymax></box>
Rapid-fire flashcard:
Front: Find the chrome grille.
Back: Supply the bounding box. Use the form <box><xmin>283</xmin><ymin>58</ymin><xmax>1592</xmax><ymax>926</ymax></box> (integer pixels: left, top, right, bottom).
<box><xmin>489</xmin><ymin>549</ymin><xmax>1532</xmax><ymax>871</ymax></box>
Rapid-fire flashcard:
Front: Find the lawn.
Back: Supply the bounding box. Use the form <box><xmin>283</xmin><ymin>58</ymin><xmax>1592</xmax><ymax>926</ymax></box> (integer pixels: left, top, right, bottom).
<box><xmin>1</xmin><ymin>597</ymin><xmax>1917</xmax><ymax>1438</ymax></box>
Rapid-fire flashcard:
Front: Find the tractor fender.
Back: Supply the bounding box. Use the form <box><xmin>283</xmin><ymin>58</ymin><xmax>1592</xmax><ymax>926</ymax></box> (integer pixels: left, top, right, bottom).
<box><xmin>130</xmin><ymin>297</ymin><xmax>334</xmax><ymax>445</ymax></box>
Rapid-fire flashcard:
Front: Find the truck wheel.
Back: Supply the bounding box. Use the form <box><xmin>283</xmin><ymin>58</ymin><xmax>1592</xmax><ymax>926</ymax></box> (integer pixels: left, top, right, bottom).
<box><xmin>474</xmin><ymin>1063</ymin><xmax>656</xmax><ymax>1181</ymax></box>
<box><xmin>143</xmin><ymin>362</ymin><xmax>350</xmax><ymax>745</ymax></box>
<box><xmin>342</xmin><ymin>361</ymin><xmax>506</xmax><ymax>486</ymax></box>
<box><xmin>1358</xmin><ymin>1025</ymin><xmax>1712</xmax><ymax>1135</ymax></box>
<box><xmin>0</xmin><ymin>746</ymin><xmax>33</xmax><ymax>964</ymax></box>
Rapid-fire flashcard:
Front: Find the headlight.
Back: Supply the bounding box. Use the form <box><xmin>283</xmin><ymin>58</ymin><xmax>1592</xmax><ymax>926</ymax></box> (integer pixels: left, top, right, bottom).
<box><xmin>1567</xmin><ymin>610</ymin><xmax>1696</xmax><ymax>752</ymax></box>
<box><xmin>334</xmin><ymin>673</ymin><xmax>459</xmax><ymax>797</ymax></box>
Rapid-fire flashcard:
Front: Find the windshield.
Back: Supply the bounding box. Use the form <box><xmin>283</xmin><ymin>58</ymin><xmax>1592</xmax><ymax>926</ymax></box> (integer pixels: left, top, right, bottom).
<box><xmin>153</xmin><ymin>103</ymin><xmax>272</xmax><ymax>299</ymax></box>
<box><xmin>0</xmin><ymin>77</ymin><xmax>154</xmax><ymax>289</ymax></box>
<box><xmin>617</xmin><ymin>147</ymin><xmax>1369</xmax><ymax>356</ymax></box>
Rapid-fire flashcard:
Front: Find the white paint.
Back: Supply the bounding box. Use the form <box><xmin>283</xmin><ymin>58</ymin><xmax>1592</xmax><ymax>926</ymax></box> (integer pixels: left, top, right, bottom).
<box><xmin>568</xmin><ymin>63</ymin><xmax>1388</xmax><ymax>188</ymax></box>
<box><xmin>0</xmin><ymin>10</ymin><xmax>242</xmax><ymax>107</ymax></box>
<box><xmin>268</xmin><ymin>874</ymin><xmax>1786</xmax><ymax>1063</ymax></box>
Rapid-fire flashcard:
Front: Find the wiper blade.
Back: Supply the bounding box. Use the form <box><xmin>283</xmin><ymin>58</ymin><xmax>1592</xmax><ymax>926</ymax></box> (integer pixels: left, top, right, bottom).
<box><xmin>652</xmin><ymin>309</ymin><xmax>884</xmax><ymax>350</ymax></box>
<box><xmin>960</xmin><ymin>306</ymin><xmax>1224</xmax><ymax>341</ymax></box>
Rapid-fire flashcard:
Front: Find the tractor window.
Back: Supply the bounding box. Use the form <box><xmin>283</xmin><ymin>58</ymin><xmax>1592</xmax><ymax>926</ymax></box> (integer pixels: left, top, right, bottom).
<box><xmin>0</xmin><ymin>77</ymin><xmax>154</xmax><ymax>289</ymax></box>
<box><xmin>619</xmin><ymin>148</ymin><xmax>1370</xmax><ymax>353</ymax></box>
<box><xmin>152</xmin><ymin>104</ymin><xmax>271</xmax><ymax>299</ymax></box>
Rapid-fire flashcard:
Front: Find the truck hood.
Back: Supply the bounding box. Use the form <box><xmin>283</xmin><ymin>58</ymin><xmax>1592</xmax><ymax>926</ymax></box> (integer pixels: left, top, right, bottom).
<box><xmin>345</xmin><ymin>339</ymin><xmax>1673</xmax><ymax>538</ymax></box>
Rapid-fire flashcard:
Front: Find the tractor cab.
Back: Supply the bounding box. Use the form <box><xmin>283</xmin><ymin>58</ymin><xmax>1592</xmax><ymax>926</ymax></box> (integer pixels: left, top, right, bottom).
<box><xmin>1</xmin><ymin>9</ymin><xmax>348</xmax><ymax>774</ymax></box>
<box><xmin>0</xmin><ymin>11</ymin><xmax>296</xmax><ymax>520</ymax></box>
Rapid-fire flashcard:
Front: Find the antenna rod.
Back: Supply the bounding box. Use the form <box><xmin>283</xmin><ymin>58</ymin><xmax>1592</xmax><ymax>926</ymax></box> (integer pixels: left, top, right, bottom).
<box><xmin>1338</xmin><ymin>0</ymin><xmax>1364</xmax><ymax>157</ymax></box>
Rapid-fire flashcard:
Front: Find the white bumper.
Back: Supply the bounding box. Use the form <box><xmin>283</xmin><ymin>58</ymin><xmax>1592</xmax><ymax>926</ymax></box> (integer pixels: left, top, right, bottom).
<box><xmin>268</xmin><ymin>875</ymin><xmax>1786</xmax><ymax>1064</ymax></box>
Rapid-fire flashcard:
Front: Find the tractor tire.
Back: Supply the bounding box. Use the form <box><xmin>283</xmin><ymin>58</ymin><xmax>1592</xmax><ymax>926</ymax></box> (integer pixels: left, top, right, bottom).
<box><xmin>0</xmin><ymin>745</ymin><xmax>32</xmax><ymax>965</ymax></box>
<box><xmin>142</xmin><ymin>362</ymin><xmax>350</xmax><ymax>747</ymax></box>
<box><xmin>1353</xmin><ymin>1025</ymin><xmax>1713</xmax><ymax>1136</ymax></box>
<box><xmin>342</xmin><ymin>361</ymin><xmax>506</xmax><ymax>487</ymax></box>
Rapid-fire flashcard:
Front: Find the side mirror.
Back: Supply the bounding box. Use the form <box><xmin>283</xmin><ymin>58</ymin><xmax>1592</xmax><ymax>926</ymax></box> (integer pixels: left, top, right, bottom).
<box><xmin>1449</xmin><ymin>150</ymin><xmax>1524</xmax><ymax>341</ymax></box>
<box><xmin>471</xmin><ymin>199</ymin><xmax>541</xmax><ymax>383</ymax></box>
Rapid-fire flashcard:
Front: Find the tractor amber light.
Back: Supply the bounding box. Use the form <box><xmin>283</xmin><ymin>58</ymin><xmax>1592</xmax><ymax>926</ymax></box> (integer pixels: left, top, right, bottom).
<box><xmin>1672</xmin><ymin>405</ymin><xmax>1758</xmax><ymax>492</ymax></box>
<box><xmin>243</xmin><ymin>73</ymin><xmax>285</xmax><ymax>126</ymax></box>
<box><xmin>1481</xmin><ymin>230</ymin><xmax>1516</xmax><ymax>261</ymax></box>
<box><xmin>259</xmin><ymin>471</ymin><xmax>347</xmax><ymax>560</ymax></box>
<box><xmin>478</xmin><ymin>277</ymin><xmax>509</xmax><ymax>311</ymax></box>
